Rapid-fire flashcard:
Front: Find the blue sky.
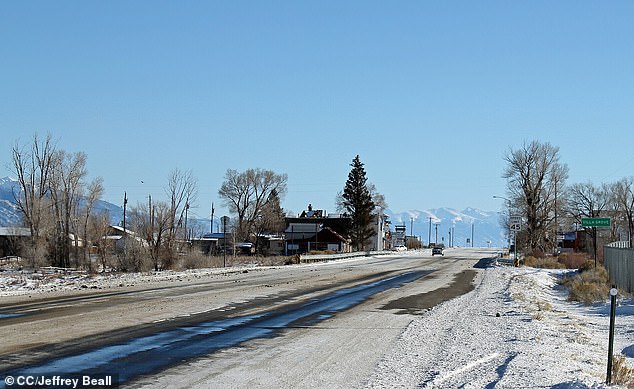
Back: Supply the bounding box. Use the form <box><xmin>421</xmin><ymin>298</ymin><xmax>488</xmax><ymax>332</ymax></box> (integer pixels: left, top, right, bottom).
<box><xmin>1</xmin><ymin>1</ymin><xmax>633</xmax><ymax>221</ymax></box>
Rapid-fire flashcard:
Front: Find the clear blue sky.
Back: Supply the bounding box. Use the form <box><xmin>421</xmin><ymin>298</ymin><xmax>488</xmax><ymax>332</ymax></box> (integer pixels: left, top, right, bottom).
<box><xmin>1</xmin><ymin>1</ymin><xmax>633</xmax><ymax>221</ymax></box>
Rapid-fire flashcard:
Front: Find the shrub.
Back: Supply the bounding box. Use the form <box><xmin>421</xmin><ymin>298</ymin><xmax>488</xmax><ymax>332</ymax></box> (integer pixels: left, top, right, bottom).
<box><xmin>563</xmin><ymin>265</ymin><xmax>611</xmax><ymax>305</ymax></box>
<box><xmin>612</xmin><ymin>354</ymin><xmax>634</xmax><ymax>387</ymax></box>
<box><xmin>557</xmin><ymin>253</ymin><xmax>588</xmax><ymax>269</ymax></box>
<box><xmin>179</xmin><ymin>254</ymin><xmax>218</xmax><ymax>270</ymax></box>
<box><xmin>522</xmin><ymin>256</ymin><xmax>566</xmax><ymax>269</ymax></box>
<box><xmin>579</xmin><ymin>259</ymin><xmax>597</xmax><ymax>273</ymax></box>
<box><xmin>529</xmin><ymin>250</ymin><xmax>546</xmax><ymax>259</ymax></box>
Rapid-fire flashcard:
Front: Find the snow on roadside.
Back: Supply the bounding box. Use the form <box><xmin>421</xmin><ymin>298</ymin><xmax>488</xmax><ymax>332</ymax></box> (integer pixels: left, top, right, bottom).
<box><xmin>0</xmin><ymin>253</ymin><xmax>379</xmax><ymax>297</ymax></box>
<box><xmin>0</xmin><ymin>265</ymin><xmax>265</xmax><ymax>296</ymax></box>
<box><xmin>364</xmin><ymin>265</ymin><xmax>633</xmax><ymax>388</ymax></box>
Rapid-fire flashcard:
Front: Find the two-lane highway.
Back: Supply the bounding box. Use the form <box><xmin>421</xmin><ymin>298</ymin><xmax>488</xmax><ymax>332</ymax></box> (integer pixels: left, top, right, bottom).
<box><xmin>0</xmin><ymin>248</ymin><xmax>498</xmax><ymax>388</ymax></box>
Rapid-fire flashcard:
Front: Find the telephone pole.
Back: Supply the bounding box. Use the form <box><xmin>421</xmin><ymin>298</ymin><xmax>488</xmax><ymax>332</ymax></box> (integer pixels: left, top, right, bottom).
<box><xmin>210</xmin><ymin>202</ymin><xmax>215</xmax><ymax>234</ymax></box>
<box><xmin>184</xmin><ymin>202</ymin><xmax>189</xmax><ymax>242</ymax></box>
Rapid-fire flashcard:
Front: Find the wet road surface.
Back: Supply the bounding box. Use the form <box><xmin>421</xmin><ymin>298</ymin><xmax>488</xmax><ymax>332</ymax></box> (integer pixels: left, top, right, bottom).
<box><xmin>1</xmin><ymin>270</ymin><xmax>428</xmax><ymax>387</ymax></box>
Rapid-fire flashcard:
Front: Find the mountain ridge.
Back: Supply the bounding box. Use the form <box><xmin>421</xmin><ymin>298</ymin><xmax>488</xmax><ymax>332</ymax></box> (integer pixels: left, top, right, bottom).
<box><xmin>385</xmin><ymin>207</ymin><xmax>504</xmax><ymax>247</ymax></box>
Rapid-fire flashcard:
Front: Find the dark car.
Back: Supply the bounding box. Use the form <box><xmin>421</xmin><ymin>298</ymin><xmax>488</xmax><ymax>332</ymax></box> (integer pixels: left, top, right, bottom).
<box><xmin>431</xmin><ymin>246</ymin><xmax>444</xmax><ymax>256</ymax></box>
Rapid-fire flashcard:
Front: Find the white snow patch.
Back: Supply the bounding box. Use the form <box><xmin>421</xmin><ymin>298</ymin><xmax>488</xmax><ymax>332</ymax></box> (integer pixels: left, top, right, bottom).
<box><xmin>364</xmin><ymin>266</ymin><xmax>634</xmax><ymax>388</ymax></box>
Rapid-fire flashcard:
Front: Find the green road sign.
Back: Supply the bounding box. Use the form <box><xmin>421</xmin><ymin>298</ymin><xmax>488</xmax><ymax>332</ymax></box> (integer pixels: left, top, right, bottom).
<box><xmin>581</xmin><ymin>217</ymin><xmax>611</xmax><ymax>227</ymax></box>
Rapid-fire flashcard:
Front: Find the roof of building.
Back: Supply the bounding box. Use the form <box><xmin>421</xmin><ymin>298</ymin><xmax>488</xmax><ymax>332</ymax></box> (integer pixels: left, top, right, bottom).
<box><xmin>0</xmin><ymin>227</ymin><xmax>31</xmax><ymax>237</ymax></box>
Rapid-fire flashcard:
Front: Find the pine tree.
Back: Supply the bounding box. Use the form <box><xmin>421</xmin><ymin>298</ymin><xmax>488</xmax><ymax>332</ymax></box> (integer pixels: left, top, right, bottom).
<box><xmin>342</xmin><ymin>155</ymin><xmax>376</xmax><ymax>251</ymax></box>
<box><xmin>254</xmin><ymin>189</ymin><xmax>286</xmax><ymax>255</ymax></box>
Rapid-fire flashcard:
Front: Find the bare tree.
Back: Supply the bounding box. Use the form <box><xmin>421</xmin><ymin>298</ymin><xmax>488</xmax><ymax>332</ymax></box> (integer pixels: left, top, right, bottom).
<box><xmin>165</xmin><ymin>168</ymin><xmax>198</xmax><ymax>252</ymax></box>
<box><xmin>129</xmin><ymin>200</ymin><xmax>172</xmax><ymax>271</ymax></box>
<box><xmin>253</xmin><ymin>189</ymin><xmax>286</xmax><ymax>254</ymax></box>
<box><xmin>503</xmin><ymin>140</ymin><xmax>568</xmax><ymax>254</ymax></box>
<box><xmin>48</xmin><ymin>150</ymin><xmax>88</xmax><ymax>267</ymax></box>
<box><xmin>89</xmin><ymin>210</ymin><xmax>112</xmax><ymax>272</ymax></box>
<box><xmin>566</xmin><ymin>182</ymin><xmax>610</xmax><ymax>258</ymax></box>
<box><xmin>614</xmin><ymin>177</ymin><xmax>634</xmax><ymax>247</ymax></box>
<box><xmin>78</xmin><ymin>177</ymin><xmax>104</xmax><ymax>271</ymax></box>
<box><xmin>218</xmin><ymin>168</ymin><xmax>287</xmax><ymax>242</ymax></box>
<box><xmin>11</xmin><ymin>133</ymin><xmax>56</xmax><ymax>267</ymax></box>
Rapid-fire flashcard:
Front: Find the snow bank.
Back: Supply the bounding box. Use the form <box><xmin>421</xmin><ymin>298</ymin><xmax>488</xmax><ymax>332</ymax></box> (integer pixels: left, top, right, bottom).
<box><xmin>364</xmin><ymin>266</ymin><xmax>634</xmax><ymax>388</ymax></box>
<box><xmin>0</xmin><ymin>266</ymin><xmax>263</xmax><ymax>296</ymax></box>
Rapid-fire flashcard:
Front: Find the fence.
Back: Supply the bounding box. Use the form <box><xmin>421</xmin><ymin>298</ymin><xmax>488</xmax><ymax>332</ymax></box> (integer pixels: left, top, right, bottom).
<box><xmin>604</xmin><ymin>241</ymin><xmax>634</xmax><ymax>293</ymax></box>
<box><xmin>299</xmin><ymin>250</ymin><xmax>393</xmax><ymax>263</ymax></box>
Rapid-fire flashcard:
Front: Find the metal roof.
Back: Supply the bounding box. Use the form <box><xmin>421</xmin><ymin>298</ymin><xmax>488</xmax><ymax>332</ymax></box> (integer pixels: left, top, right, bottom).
<box><xmin>0</xmin><ymin>227</ymin><xmax>30</xmax><ymax>237</ymax></box>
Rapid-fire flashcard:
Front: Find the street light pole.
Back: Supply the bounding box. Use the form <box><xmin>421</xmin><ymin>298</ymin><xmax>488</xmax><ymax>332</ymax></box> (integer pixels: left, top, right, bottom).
<box><xmin>494</xmin><ymin>195</ymin><xmax>514</xmax><ymax>262</ymax></box>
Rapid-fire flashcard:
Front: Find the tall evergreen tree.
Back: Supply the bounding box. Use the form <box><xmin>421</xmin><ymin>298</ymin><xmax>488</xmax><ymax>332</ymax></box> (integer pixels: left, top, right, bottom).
<box><xmin>254</xmin><ymin>189</ymin><xmax>286</xmax><ymax>255</ymax></box>
<box><xmin>342</xmin><ymin>155</ymin><xmax>375</xmax><ymax>251</ymax></box>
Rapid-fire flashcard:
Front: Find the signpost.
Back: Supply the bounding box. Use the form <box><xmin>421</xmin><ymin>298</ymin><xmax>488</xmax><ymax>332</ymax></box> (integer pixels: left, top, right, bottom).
<box><xmin>509</xmin><ymin>215</ymin><xmax>521</xmax><ymax>266</ymax></box>
<box><xmin>509</xmin><ymin>215</ymin><xmax>522</xmax><ymax>231</ymax></box>
<box><xmin>221</xmin><ymin>216</ymin><xmax>230</xmax><ymax>267</ymax></box>
<box><xmin>606</xmin><ymin>288</ymin><xmax>618</xmax><ymax>384</ymax></box>
<box><xmin>581</xmin><ymin>218</ymin><xmax>611</xmax><ymax>266</ymax></box>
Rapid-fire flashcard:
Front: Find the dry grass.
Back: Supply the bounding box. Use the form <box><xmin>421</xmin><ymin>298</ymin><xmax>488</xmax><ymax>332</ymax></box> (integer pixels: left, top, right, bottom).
<box><xmin>612</xmin><ymin>354</ymin><xmax>634</xmax><ymax>387</ymax></box>
<box><xmin>563</xmin><ymin>265</ymin><xmax>611</xmax><ymax>305</ymax></box>
<box><xmin>523</xmin><ymin>253</ymin><xmax>594</xmax><ymax>271</ymax></box>
<box><xmin>522</xmin><ymin>256</ymin><xmax>566</xmax><ymax>269</ymax></box>
<box><xmin>557</xmin><ymin>252</ymin><xmax>588</xmax><ymax>269</ymax></box>
<box><xmin>175</xmin><ymin>253</ymin><xmax>299</xmax><ymax>270</ymax></box>
<box><xmin>532</xmin><ymin>312</ymin><xmax>544</xmax><ymax>321</ymax></box>
<box><xmin>305</xmin><ymin>250</ymin><xmax>338</xmax><ymax>255</ymax></box>
<box><xmin>537</xmin><ymin>301</ymin><xmax>553</xmax><ymax>312</ymax></box>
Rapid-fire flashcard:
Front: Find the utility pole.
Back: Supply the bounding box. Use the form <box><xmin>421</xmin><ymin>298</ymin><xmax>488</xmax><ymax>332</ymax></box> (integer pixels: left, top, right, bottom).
<box><xmin>554</xmin><ymin>180</ymin><xmax>558</xmax><ymax>255</ymax></box>
<box><xmin>123</xmin><ymin>192</ymin><xmax>128</xmax><ymax>256</ymax></box>
<box><xmin>148</xmin><ymin>195</ymin><xmax>154</xmax><ymax>241</ymax></box>
<box><xmin>210</xmin><ymin>202</ymin><xmax>215</xmax><ymax>234</ymax></box>
<box><xmin>435</xmin><ymin>223</ymin><xmax>439</xmax><ymax>245</ymax></box>
<box><xmin>221</xmin><ymin>216</ymin><xmax>229</xmax><ymax>267</ymax></box>
<box><xmin>428</xmin><ymin>217</ymin><xmax>432</xmax><ymax>248</ymax></box>
<box><xmin>123</xmin><ymin>192</ymin><xmax>128</xmax><ymax>232</ymax></box>
<box><xmin>184</xmin><ymin>201</ymin><xmax>189</xmax><ymax>242</ymax></box>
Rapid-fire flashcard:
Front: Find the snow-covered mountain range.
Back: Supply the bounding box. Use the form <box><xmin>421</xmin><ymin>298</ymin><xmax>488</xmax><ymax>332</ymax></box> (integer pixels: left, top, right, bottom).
<box><xmin>385</xmin><ymin>207</ymin><xmax>505</xmax><ymax>248</ymax></box>
<box><xmin>0</xmin><ymin>177</ymin><xmax>123</xmax><ymax>226</ymax></box>
<box><xmin>0</xmin><ymin>177</ymin><xmax>505</xmax><ymax>247</ymax></box>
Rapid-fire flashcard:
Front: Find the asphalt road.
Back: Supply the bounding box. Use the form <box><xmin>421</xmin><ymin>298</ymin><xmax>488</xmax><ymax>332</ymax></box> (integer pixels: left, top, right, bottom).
<box><xmin>0</xmin><ymin>248</ymin><xmax>498</xmax><ymax>387</ymax></box>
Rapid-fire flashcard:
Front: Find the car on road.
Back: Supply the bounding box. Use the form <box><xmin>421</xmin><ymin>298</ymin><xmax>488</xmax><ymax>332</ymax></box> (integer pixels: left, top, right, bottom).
<box><xmin>431</xmin><ymin>246</ymin><xmax>444</xmax><ymax>256</ymax></box>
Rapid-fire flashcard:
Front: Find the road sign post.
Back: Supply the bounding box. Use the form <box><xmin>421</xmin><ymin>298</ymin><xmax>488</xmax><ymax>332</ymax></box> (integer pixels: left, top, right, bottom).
<box><xmin>581</xmin><ymin>218</ymin><xmax>611</xmax><ymax>266</ymax></box>
<box><xmin>509</xmin><ymin>216</ymin><xmax>521</xmax><ymax>266</ymax></box>
<box><xmin>606</xmin><ymin>288</ymin><xmax>618</xmax><ymax>384</ymax></box>
<box><xmin>509</xmin><ymin>215</ymin><xmax>522</xmax><ymax>231</ymax></box>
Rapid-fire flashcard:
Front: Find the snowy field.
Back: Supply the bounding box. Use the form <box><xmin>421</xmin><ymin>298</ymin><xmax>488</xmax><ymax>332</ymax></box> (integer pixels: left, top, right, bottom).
<box><xmin>365</xmin><ymin>265</ymin><xmax>634</xmax><ymax>388</ymax></box>
<box><xmin>0</xmin><ymin>265</ymin><xmax>271</xmax><ymax>298</ymax></box>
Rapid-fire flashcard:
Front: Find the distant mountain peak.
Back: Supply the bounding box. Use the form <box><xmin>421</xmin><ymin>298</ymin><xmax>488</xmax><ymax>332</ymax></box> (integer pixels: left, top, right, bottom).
<box><xmin>0</xmin><ymin>176</ymin><xmax>17</xmax><ymax>186</ymax></box>
<box><xmin>385</xmin><ymin>207</ymin><xmax>504</xmax><ymax>247</ymax></box>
